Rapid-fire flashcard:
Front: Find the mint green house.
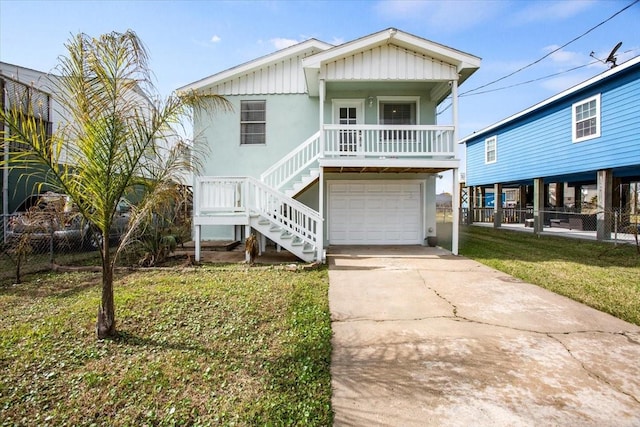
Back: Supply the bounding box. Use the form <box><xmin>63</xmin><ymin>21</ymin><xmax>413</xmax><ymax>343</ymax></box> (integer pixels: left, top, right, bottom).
<box><xmin>179</xmin><ymin>28</ymin><xmax>481</xmax><ymax>262</ymax></box>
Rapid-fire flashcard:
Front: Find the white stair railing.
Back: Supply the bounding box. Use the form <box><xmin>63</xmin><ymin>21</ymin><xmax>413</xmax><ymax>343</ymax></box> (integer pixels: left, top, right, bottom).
<box><xmin>260</xmin><ymin>131</ymin><xmax>321</xmax><ymax>192</ymax></box>
<box><xmin>246</xmin><ymin>177</ymin><xmax>322</xmax><ymax>251</ymax></box>
<box><xmin>194</xmin><ymin>176</ymin><xmax>322</xmax><ymax>258</ymax></box>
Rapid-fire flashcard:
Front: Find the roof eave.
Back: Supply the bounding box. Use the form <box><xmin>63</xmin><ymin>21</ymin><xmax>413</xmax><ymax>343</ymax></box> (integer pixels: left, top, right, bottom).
<box><xmin>177</xmin><ymin>39</ymin><xmax>333</xmax><ymax>94</ymax></box>
<box><xmin>459</xmin><ymin>55</ymin><xmax>640</xmax><ymax>145</ymax></box>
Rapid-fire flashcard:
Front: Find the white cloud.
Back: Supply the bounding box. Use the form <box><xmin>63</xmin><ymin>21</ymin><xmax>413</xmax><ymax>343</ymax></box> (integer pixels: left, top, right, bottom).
<box><xmin>270</xmin><ymin>37</ymin><xmax>300</xmax><ymax>50</ymax></box>
<box><xmin>374</xmin><ymin>0</ymin><xmax>504</xmax><ymax>32</ymax></box>
<box><xmin>331</xmin><ymin>37</ymin><xmax>345</xmax><ymax>46</ymax></box>
<box><xmin>211</xmin><ymin>35</ymin><xmax>221</xmax><ymax>43</ymax></box>
<box><xmin>543</xmin><ymin>45</ymin><xmax>584</xmax><ymax>66</ymax></box>
<box><xmin>511</xmin><ymin>0</ymin><xmax>595</xmax><ymax>24</ymax></box>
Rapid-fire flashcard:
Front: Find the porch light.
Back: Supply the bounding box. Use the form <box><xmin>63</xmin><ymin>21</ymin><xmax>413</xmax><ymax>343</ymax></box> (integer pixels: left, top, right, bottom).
<box><xmin>368</xmin><ymin>96</ymin><xmax>374</xmax><ymax>107</ymax></box>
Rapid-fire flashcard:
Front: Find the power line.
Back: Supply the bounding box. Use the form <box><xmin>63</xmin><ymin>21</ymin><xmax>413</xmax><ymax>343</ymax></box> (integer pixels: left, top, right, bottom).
<box><xmin>460</xmin><ymin>0</ymin><xmax>640</xmax><ymax>97</ymax></box>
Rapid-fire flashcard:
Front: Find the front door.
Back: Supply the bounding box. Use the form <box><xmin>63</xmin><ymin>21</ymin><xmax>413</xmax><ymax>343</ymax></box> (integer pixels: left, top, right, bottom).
<box><xmin>333</xmin><ymin>100</ymin><xmax>364</xmax><ymax>155</ymax></box>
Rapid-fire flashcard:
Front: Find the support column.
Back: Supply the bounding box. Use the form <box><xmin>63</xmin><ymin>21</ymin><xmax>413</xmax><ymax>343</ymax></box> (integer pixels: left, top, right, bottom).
<box><xmin>195</xmin><ymin>224</ymin><xmax>201</xmax><ymax>262</ymax></box>
<box><xmin>533</xmin><ymin>178</ymin><xmax>544</xmax><ymax>233</ymax></box>
<box><xmin>555</xmin><ymin>182</ymin><xmax>565</xmax><ymax>209</ymax></box>
<box><xmin>319</xmin><ymin>79</ymin><xmax>325</xmax><ymax>155</ymax></box>
<box><xmin>479</xmin><ymin>187</ymin><xmax>486</xmax><ymax>222</ymax></box>
<box><xmin>467</xmin><ymin>185</ymin><xmax>475</xmax><ymax>225</ymax></box>
<box><xmin>519</xmin><ymin>186</ymin><xmax>527</xmax><ymax>222</ymax></box>
<box><xmin>452</xmin><ymin>170</ymin><xmax>460</xmax><ymax>255</ymax></box>
<box><xmin>318</xmin><ymin>166</ymin><xmax>325</xmax><ymax>261</ymax></box>
<box><xmin>451</xmin><ymin>78</ymin><xmax>459</xmax><ymax>255</ymax></box>
<box><xmin>597</xmin><ymin>169</ymin><xmax>613</xmax><ymax>240</ymax></box>
<box><xmin>493</xmin><ymin>183</ymin><xmax>503</xmax><ymax>228</ymax></box>
<box><xmin>574</xmin><ymin>185</ymin><xmax>582</xmax><ymax>211</ymax></box>
<box><xmin>544</xmin><ymin>183</ymin><xmax>550</xmax><ymax>208</ymax></box>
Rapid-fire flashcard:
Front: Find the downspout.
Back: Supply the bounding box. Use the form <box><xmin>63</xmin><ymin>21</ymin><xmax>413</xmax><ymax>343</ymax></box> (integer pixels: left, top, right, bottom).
<box><xmin>451</xmin><ymin>78</ymin><xmax>460</xmax><ymax>255</ymax></box>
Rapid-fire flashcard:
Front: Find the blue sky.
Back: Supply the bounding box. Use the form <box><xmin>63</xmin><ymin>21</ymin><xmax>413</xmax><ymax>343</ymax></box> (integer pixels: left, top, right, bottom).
<box><xmin>2</xmin><ymin>0</ymin><xmax>639</xmax><ymax>191</ymax></box>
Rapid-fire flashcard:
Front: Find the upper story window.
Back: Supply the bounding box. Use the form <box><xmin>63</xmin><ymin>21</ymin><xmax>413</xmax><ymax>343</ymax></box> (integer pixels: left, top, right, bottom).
<box><xmin>485</xmin><ymin>136</ymin><xmax>497</xmax><ymax>164</ymax></box>
<box><xmin>240</xmin><ymin>100</ymin><xmax>266</xmax><ymax>145</ymax></box>
<box><xmin>572</xmin><ymin>94</ymin><xmax>601</xmax><ymax>143</ymax></box>
<box><xmin>378</xmin><ymin>97</ymin><xmax>419</xmax><ymax>125</ymax></box>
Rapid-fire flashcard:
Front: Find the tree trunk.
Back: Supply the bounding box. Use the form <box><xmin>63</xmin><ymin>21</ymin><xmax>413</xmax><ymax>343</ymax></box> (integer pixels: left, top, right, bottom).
<box><xmin>96</xmin><ymin>232</ymin><xmax>116</xmax><ymax>339</ymax></box>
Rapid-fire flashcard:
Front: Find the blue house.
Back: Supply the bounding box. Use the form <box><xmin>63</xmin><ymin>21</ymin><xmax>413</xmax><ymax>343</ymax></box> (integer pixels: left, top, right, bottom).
<box><xmin>460</xmin><ymin>56</ymin><xmax>640</xmax><ymax>240</ymax></box>
<box><xmin>179</xmin><ymin>28</ymin><xmax>481</xmax><ymax>262</ymax></box>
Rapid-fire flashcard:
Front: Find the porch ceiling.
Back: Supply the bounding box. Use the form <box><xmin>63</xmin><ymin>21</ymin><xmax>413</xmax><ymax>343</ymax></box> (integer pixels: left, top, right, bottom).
<box><xmin>323</xmin><ymin>166</ymin><xmax>450</xmax><ymax>174</ymax></box>
<box><xmin>319</xmin><ymin>157</ymin><xmax>459</xmax><ymax>173</ymax></box>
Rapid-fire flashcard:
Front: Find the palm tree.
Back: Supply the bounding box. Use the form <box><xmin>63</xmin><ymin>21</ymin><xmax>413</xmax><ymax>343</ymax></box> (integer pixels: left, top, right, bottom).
<box><xmin>1</xmin><ymin>30</ymin><xmax>229</xmax><ymax>338</ymax></box>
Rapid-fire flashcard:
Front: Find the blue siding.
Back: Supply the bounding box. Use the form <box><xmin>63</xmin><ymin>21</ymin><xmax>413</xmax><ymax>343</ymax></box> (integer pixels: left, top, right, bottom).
<box><xmin>465</xmin><ymin>64</ymin><xmax>640</xmax><ymax>186</ymax></box>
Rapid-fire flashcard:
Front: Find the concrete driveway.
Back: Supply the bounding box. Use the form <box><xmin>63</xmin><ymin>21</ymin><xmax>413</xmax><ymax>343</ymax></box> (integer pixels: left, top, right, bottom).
<box><xmin>328</xmin><ymin>246</ymin><xmax>640</xmax><ymax>426</ymax></box>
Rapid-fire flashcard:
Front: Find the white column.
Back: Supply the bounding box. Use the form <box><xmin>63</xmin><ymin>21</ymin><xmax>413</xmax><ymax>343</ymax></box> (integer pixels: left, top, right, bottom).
<box><xmin>319</xmin><ymin>79</ymin><xmax>325</xmax><ymax>156</ymax></box>
<box><xmin>451</xmin><ymin>79</ymin><xmax>460</xmax><ymax>255</ymax></box>
<box><xmin>318</xmin><ymin>166</ymin><xmax>325</xmax><ymax>262</ymax></box>
<box><xmin>194</xmin><ymin>224</ymin><xmax>201</xmax><ymax>262</ymax></box>
<box><xmin>452</xmin><ymin>171</ymin><xmax>460</xmax><ymax>255</ymax></box>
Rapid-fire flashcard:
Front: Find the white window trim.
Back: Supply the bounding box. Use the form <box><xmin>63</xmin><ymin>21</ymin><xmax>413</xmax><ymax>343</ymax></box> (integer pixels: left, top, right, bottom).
<box><xmin>376</xmin><ymin>96</ymin><xmax>421</xmax><ymax>125</ymax></box>
<box><xmin>572</xmin><ymin>93</ymin><xmax>601</xmax><ymax>143</ymax></box>
<box><xmin>240</xmin><ymin>99</ymin><xmax>266</xmax><ymax>145</ymax></box>
<box><xmin>485</xmin><ymin>135</ymin><xmax>497</xmax><ymax>164</ymax></box>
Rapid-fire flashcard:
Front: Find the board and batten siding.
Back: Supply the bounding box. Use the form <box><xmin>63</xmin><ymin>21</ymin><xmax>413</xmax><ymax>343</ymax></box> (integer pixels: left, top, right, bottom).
<box><xmin>465</xmin><ymin>66</ymin><xmax>640</xmax><ymax>186</ymax></box>
<box><xmin>206</xmin><ymin>50</ymin><xmax>324</xmax><ymax>95</ymax></box>
<box><xmin>322</xmin><ymin>44</ymin><xmax>458</xmax><ymax>81</ymax></box>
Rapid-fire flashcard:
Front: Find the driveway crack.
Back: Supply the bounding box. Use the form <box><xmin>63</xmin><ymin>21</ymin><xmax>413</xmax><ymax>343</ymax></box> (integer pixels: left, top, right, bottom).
<box><xmin>547</xmin><ymin>333</ymin><xmax>640</xmax><ymax>406</ymax></box>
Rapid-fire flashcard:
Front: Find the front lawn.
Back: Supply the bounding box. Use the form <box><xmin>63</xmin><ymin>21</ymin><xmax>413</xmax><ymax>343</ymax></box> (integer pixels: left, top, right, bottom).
<box><xmin>0</xmin><ymin>266</ymin><xmax>332</xmax><ymax>425</ymax></box>
<box><xmin>460</xmin><ymin>226</ymin><xmax>640</xmax><ymax>326</ymax></box>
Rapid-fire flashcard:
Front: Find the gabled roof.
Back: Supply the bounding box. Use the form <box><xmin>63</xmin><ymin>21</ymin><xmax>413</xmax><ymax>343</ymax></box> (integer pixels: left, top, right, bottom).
<box><xmin>303</xmin><ymin>27</ymin><xmax>480</xmax><ymax>82</ymax></box>
<box><xmin>459</xmin><ymin>55</ymin><xmax>640</xmax><ymax>144</ymax></box>
<box><xmin>177</xmin><ymin>39</ymin><xmax>333</xmax><ymax>93</ymax></box>
<box><xmin>178</xmin><ymin>29</ymin><xmax>481</xmax><ymax>96</ymax></box>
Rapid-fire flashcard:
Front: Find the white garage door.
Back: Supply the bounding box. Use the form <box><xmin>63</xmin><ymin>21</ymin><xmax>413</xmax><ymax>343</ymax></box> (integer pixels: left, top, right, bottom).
<box><xmin>328</xmin><ymin>181</ymin><xmax>422</xmax><ymax>245</ymax></box>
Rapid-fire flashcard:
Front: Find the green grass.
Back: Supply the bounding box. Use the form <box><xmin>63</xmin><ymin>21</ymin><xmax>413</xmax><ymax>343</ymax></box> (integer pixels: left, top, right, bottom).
<box><xmin>0</xmin><ymin>265</ymin><xmax>332</xmax><ymax>426</ymax></box>
<box><xmin>460</xmin><ymin>226</ymin><xmax>640</xmax><ymax>326</ymax></box>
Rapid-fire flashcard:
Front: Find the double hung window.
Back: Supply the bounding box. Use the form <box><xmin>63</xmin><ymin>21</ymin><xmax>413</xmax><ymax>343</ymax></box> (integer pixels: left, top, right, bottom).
<box><xmin>240</xmin><ymin>100</ymin><xmax>266</xmax><ymax>145</ymax></box>
<box><xmin>572</xmin><ymin>94</ymin><xmax>600</xmax><ymax>143</ymax></box>
<box><xmin>485</xmin><ymin>136</ymin><xmax>497</xmax><ymax>164</ymax></box>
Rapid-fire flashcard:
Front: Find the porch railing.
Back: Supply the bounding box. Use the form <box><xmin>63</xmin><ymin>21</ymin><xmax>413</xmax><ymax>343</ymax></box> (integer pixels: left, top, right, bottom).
<box><xmin>194</xmin><ymin>176</ymin><xmax>322</xmax><ymax>251</ymax></box>
<box><xmin>323</xmin><ymin>125</ymin><xmax>455</xmax><ymax>158</ymax></box>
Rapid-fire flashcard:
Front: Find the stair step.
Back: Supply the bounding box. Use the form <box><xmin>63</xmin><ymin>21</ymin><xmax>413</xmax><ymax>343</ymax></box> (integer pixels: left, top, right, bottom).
<box><xmin>291</xmin><ymin>237</ymin><xmax>303</xmax><ymax>246</ymax></box>
<box><xmin>281</xmin><ymin>231</ymin><xmax>293</xmax><ymax>239</ymax></box>
<box><xmin>269</xmin><ymin>225</ymin><xmax>282</xmax><ymax>233</ymax></box>
<box><xmin>258</xmin><ymin>219</ymin><xmax>270</xmax><ymax>225</ymax></box>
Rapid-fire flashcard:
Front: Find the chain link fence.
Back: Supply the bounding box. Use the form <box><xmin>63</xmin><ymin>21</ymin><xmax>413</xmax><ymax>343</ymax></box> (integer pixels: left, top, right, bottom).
<box><xmin>1</xmin><ymin>188</ymin><xmax>193</xmax><ymax>285</ymax></box>
<box><xmin>462</xmin><ymin>207</ymin><xmax>639</xmax><ymax>245</ymax></box>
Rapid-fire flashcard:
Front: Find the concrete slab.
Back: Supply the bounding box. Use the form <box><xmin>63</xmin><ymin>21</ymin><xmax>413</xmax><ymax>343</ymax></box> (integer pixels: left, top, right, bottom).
<box><xmin>328</xmin><ymin>246</ymin><xmax>640</xmax><ymax>426</ymax></box>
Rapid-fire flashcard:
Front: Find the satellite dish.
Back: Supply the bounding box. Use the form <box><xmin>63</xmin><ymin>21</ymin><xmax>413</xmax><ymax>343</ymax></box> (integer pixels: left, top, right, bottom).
<box><xmin>605</xmin><ymin>41</ymin><xmax>622</xmax><ymax>68</ymax></box>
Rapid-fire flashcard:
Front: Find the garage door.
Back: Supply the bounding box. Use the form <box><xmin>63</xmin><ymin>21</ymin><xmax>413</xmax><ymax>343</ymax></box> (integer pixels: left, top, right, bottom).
<box><xmin>328</xmin><ymin>181</ymin><xmax>422</xmax><ymax>245</ymax></box>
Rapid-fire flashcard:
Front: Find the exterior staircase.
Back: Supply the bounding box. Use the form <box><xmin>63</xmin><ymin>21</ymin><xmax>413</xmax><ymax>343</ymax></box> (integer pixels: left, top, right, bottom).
<box><xmin>194</xmin><ymin>130</ymin><xmax>324</xmax><ymax>263</ymax></box>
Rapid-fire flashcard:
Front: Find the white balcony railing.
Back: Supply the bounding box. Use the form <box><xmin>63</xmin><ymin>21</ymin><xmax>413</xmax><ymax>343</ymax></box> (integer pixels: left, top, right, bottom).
<box><xmin>323</xmin><ymin>125</ymin><xmax>455</xmax><ymax>158</ymax></box>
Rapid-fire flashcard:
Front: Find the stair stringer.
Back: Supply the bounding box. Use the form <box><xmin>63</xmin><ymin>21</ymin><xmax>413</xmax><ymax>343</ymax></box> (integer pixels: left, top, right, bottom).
<box><xmin>249</xmin><ymin>215</ymin><xmax>317</xmax><ymax>263</ymax></box>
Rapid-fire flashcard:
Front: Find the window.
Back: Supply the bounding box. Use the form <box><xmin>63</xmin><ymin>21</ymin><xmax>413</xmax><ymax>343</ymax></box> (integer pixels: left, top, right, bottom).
<box><xmin>572</xmin><ymin>94</ymin><xmax>600</xmax><ymax>143</ymax></box>
<box><xmin>379</xmin><ymin>101</ymin><xmax>416</xmax><ymax>125</ymax></box>
<box><xmin>485</xmin><ymin>136</ymin><xmax>497</xmax><ymax>164</ymax></box>
<box><xmin>240</xmin><ymin>100</ymin><xmax>266</xmax><ymax>145</ymax></box>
